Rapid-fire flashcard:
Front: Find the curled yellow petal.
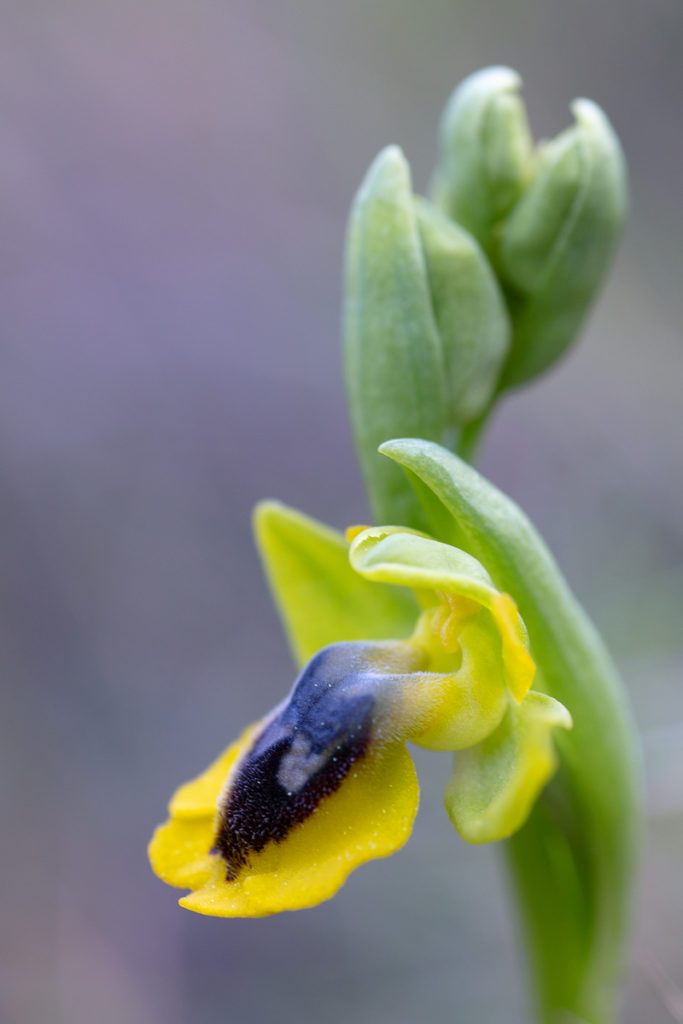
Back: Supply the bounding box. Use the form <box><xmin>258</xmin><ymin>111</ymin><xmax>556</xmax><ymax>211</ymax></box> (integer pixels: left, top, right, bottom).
<box><xmin>349</xmin><ymin>526</ymin><xmax>535</xmax><ymax>700</ymax></box>
<box><xmin>407</xmin><ymin>614</ymin><xmax>508</xmax><ymax>751</ymax></box>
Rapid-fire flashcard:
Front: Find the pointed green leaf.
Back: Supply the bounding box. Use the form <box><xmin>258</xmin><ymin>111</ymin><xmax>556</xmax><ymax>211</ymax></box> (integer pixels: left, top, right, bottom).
<box><xmin>253</xmin><ymin>501</ymin><xmax>417</xmax><ymax>668</ymax></box>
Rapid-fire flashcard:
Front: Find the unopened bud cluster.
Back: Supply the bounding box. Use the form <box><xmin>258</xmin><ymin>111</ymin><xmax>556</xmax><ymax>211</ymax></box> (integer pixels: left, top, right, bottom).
<box><xmin>345</xmin><ymin>66</ymin><xmax>627</xmax><ymax>522</ymax></box>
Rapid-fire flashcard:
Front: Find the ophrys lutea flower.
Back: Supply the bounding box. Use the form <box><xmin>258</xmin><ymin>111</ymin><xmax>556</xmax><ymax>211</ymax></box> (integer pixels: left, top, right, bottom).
<box><xmin>149</xmin><ymin>511</ymin><xmax>571</xmax><ymax>917</ymax></box>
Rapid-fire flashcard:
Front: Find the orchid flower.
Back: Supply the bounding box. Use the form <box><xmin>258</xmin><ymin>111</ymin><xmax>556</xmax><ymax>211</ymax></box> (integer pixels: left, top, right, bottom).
<box><xmin>149</xmin><ymin>514</ymin><xmax>570</xmax><ymax>917</ymax></box>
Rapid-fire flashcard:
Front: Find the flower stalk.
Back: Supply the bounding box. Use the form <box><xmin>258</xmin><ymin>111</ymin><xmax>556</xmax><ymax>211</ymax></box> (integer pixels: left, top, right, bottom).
<box><xmin>150</xmin><ymin>63</ymin><xmax>639</xmax><ymax>1024</ymax></box>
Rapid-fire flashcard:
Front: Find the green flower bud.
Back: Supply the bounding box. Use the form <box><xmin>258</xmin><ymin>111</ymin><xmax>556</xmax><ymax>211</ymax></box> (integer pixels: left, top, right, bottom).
<box><xmin>499</xmin><ymin>99</ymin><xmax>628</xmax><ymax>388</ymax></box>
<box><xmin>431</xmin><ymin>65</ymin><xmax>533</xmax><ymax>257</ymax></box>
<box><xmin>415</xmin><ymin>197</ymin><xmax>510</xmax><ymax>426</ymax></box>
<box><xmin>344</xmin><ymin>146</ymin><xmax>512</xmax><ymax>521</ymax></box>
<box><xmin>344</xmin><ymin>145</ymin><xmax>446</xmax><ymax>529</ymax></box>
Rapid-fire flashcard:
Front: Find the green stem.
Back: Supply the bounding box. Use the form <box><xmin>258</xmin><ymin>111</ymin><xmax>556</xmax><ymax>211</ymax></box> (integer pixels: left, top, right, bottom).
<box><xmin>455</xmin><ymin>405</ymin><xmax>494</xmax><ymax>463</ymax></box>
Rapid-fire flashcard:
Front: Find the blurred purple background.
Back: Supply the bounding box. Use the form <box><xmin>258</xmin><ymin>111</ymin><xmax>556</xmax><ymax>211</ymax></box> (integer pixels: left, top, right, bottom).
<box><xmin>1</xmin><ymin>1</ymin><xmax>682</xmax><ymax>1022</ymax></box>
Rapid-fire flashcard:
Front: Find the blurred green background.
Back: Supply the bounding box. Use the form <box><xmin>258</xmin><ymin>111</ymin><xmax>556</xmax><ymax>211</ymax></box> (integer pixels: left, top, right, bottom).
<box><xmin>1</xmin><ymin>1</ymin><xmax>681</xmax><ymax>1021</ymax></box>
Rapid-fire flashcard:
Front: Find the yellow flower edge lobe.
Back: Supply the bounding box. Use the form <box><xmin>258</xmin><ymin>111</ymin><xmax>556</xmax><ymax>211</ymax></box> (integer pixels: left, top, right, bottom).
<box><xmin>148</xmin><ymin>723</ymin><xmax>260</xmax><ymax>891</ymax></box>
<box><xmin>149</xmin><ymin>724</ymin><xmax>419</xmax><ymax>918</ymax></box>
<box><xmin>149</xmin><ymin>815</ymin><xmax>216</xmax><ymax>891</ymax></box>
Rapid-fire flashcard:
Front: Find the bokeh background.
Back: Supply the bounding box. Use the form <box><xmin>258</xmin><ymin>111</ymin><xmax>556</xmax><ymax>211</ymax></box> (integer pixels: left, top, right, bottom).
<box><xmin>1</xmin><ymin>1</ymin><xmax>681</xmax><ymax>1021</ymax></box>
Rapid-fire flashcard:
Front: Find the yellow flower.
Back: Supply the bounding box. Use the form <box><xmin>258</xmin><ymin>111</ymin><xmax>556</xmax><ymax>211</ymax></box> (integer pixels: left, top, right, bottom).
<box><xmin>149</xmin><ymin>511</ymin><xmax>570</xmax><ymax>917</ymax></box>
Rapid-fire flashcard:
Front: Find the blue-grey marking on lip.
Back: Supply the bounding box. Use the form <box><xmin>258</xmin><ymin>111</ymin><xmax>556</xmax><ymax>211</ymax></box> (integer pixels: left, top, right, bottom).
<box><xmin>215</xmin><ymin>644</ymin><xmax>380</xmax><ymax>880</ymax></box>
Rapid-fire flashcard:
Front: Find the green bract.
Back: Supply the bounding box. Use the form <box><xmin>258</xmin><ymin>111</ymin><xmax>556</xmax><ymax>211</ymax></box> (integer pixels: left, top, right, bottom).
<box><xmin>344</xmin><ymin>145</ymin><xmax>510</xmax><ymax>524</ymax></box>
<box><xmin>380</xmin><ymin>438</ymin><xmax>640</xmax><ymax>1024</ymax></box>
<box><xmin>344</xmin><ymin>146</ymin><xmax>446</xmax><ymax>529</ymax></box>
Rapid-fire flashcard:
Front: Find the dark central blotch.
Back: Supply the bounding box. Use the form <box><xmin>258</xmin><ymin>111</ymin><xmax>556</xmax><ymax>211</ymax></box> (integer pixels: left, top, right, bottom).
<box><xmin>215</xmin><ymin>645</ymin><xmax>377</xmax><ymax>880</ymax></box>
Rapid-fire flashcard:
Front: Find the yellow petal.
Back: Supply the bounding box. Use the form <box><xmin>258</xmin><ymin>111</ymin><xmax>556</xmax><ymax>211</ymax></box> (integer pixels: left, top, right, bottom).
<box><xmin>179</xmin><ymin>742</ymin><xmax>419</xmax><ymax>917</ymax></box>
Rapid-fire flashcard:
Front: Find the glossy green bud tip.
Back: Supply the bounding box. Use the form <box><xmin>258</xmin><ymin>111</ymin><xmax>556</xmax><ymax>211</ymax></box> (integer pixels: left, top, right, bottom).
<box><xmin>499</xmin><ymin>99</ymin><xmax>628</xmax><ymax>387</ymax></box>
<box><xmin>431</xmin><ymin>66</ymin><xmax>533</xmax><ymax>257</ymax></box>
